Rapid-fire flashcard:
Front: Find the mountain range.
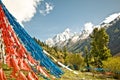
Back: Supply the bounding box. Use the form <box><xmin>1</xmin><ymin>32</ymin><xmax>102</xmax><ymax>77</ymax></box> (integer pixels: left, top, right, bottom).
<box><xmin>45</xmin><ymin>13</ymin><xmax>120</xmax><ymax>56</ymax></box>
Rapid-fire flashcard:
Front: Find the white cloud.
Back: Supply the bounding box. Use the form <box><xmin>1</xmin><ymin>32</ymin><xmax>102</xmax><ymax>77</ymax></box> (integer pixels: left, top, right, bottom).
<box><xmin>39</xmin><ymin>2</ymin><xmax>54</xmax><ymax>16</ymax></box>
<box><xmin>3</xmin><ymin>0</ymin><xmax>42</xmax><ymax>23</ymax></box>
<box><xmin>103</xmin><ymin>13</ymin><xmax>120</xmax><ymax>23</ymax></box>
<box><xmin>84</xmin><ymin>22</ymin><xmax>94</xmax><ymax>33</ymax></box>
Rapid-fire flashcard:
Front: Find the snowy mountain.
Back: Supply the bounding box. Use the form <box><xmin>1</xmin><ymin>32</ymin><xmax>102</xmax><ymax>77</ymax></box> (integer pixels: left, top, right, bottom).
<box><xmin>100</xmin><ymin>13</ymin><xmax>120</xmax><ymax>28</ymax></box>
<box><xmin>45</xmin><ymin>22</ymin><xmax>94</xmax><ymax>47</ymax></box>
<box><xmin>102</xmin><ymin>13</ymin><xmax>120</xmax><ymax>24</ymax></box>
<box><xmin>45</xmin><ymin>12</ymin><xmax>120</xmax><ymax>55</ymax></box>
<box><xmin>45</xmin><ymin>28</ymin><xmax>74</xmax><ymax>47</ymax></box>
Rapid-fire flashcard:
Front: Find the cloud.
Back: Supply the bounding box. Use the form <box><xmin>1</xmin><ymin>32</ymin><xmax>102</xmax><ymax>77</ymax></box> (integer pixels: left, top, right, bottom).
<box><xmin>39</xmin><ymin>2</ymin><xmax>54</xmax><ymax>16</ymax></box>
<box><xmin>3</xmin><ymin>0</ymin><xmax>42</xmax><ymax>23</ymax></box>
<box><xmin>84</xmin><ymin>22</ymin><xmax>94</xmax><ymax>33</ymax></box>
<box><xmin>103</xmin><ymin>13</ymin><xmax>120</xmax><ymax>23</ymax></box>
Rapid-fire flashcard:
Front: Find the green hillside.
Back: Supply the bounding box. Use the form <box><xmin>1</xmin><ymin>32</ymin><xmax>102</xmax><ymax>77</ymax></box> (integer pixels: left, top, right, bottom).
<box><xmin>106</xmin><ymin>19</ymin><xmax>120</xmax><ymax>55</ymax></box>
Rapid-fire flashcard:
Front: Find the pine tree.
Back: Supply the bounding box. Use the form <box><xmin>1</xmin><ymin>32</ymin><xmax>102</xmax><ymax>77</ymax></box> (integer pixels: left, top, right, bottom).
<box><xmin>63</xmin><ymin>46</ymin><xmax>67</xmax><ymax>59</ymax></box>
<box><xmin>90</xmin><ymin>28</ymin><xmax>111</xmax><ymax>68</ymax></box>
<box><xmin>84</xmin><ymin>46</ymin><xmax>90</xmax><ymax>71</ymax></box>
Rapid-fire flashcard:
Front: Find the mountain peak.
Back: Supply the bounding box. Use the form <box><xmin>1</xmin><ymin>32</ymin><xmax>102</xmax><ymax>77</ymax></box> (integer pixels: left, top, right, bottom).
<box><xmin>45</xmin><ymin>28</ymin><xmax>74</xmax><ymax>47</ymax></box>
<box><xmin>84</xmin><ymin>22</ymin><xmax>94</xmax><ymax>34</ymax></box>
<box><xmin>64</xmin><ymin>28</ymin><xmax>70</xmax><ymax>33</ymax></box>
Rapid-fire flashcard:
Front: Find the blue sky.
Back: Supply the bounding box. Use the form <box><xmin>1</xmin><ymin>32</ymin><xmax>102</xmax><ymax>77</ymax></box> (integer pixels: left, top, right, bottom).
<box><xmin>3</xmin><ymin>0</ymin><xmax>120</xmax><ymax>41</ymax></box>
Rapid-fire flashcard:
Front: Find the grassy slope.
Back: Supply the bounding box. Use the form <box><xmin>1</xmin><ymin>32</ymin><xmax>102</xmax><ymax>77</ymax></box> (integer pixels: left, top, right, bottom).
<box><xmin>3</xmin><ymin>65</ymin><xmax>115</xmax><ymax>80</ymax></box>
<box><xmin>57</xmin><ymin>69</ymin><xmax>115</xmax><ymax>80</ymax></box>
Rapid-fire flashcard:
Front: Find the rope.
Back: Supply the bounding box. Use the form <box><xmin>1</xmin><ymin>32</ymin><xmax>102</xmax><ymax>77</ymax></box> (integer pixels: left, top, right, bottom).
<box><xmin>43</xmin><ymin>50</ymin><xmax>78</xmax><ymax>75</ymax></box>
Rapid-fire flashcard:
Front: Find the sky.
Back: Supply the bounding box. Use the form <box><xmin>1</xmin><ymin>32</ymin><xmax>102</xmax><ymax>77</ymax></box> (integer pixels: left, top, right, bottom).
<box><xmin>3</xmin><ymin>0</ymin><xmax>120</xmax><ymax>41</ymax></box>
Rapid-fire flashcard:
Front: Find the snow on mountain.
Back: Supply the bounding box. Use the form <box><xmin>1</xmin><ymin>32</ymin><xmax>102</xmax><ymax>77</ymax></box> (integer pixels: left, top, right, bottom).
<box><xmin>45</xmin><ymin>23</ymin><xmax>94</xmax><ymax>47</ymax></box>
<box><xmin>45</xmin><ymin>28</ymin><xmax>74</xmax><ymax>47</ymax></box>
<box><xmin>53</xmin><ymin>28</ymin><xmax>73</xmax><ymax>43</ymax></box>
<box><xmin>45</xmin><ymin>38</ymin><xmax>54</xmax><ymax>47</ymax></box>
<box><xmin>71</xmin><ymin>34</ymin><xmax>80</xmax><ymax>43</ymax></box>
<box><xmin>80</xmin><ymin>22</ymin><xmax>94</xmax><ymax>39</ymax></box>
<box><xmin>103</xmin><ymin>13</ymin><xmax>120</xmax><ymax>24</ymax></box>
<box><xmin>84</xmin><ymin>22</ymin><xmax>94</xmax><ymax>33</ymax></box>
